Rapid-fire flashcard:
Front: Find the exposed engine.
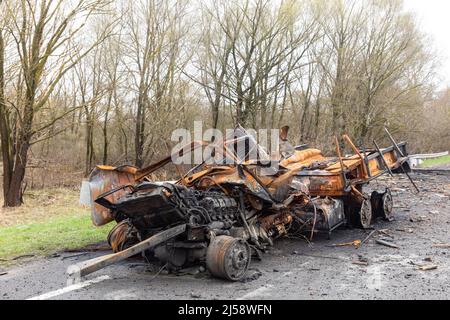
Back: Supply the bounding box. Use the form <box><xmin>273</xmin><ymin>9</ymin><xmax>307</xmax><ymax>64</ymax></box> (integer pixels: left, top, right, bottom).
<box><xmin>102</xmin><ymin>182</ymin><xmax>272</xmax><ymax>279</ymax></box>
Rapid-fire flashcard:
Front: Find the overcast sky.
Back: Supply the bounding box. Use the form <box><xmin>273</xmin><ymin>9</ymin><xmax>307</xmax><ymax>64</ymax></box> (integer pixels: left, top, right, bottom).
<box><xmin>404</xmin><ymin>0</ymin><xmax>450</xmax><ymax>88</ymax></box>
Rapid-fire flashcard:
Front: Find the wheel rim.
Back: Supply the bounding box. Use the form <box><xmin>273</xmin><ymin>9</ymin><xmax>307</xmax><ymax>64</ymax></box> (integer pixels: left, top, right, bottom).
<box><xmin>382</xmin><ymin>189</ymin><xmax>394</xmax><ymax>220</ymax></box>
<box><xmin>360</xmin><ymin>199</ymin><xmax>372</xmax><ymax>229</ymax></box>
<box><xmin>226</xmin><ymin>240</ymin><xmax>251</xmax><ymax>280</ymax></box>
<box><xmin>206</xmin><ymin>236</ymin><xmax>251</xmax><ymax>281</ymax></box>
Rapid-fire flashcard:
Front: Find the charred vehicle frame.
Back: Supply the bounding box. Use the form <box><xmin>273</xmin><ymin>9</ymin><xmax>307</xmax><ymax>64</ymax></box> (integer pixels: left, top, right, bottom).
<box><xmin>74</xmin><ymin>127</ymin><xmax>414</xmax><ymax>281</ymax></box>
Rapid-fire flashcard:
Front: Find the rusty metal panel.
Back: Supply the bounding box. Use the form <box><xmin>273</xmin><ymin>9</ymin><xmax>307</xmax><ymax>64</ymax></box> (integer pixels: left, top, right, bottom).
<box><xmin>88</xmin><ymin>166</ymin><xmax>137</xmax><ymax>226</ymax></box>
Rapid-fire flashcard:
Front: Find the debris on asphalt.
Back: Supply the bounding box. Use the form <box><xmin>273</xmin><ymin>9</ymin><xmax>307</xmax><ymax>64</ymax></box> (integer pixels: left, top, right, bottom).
<box><xmin>378</xmin><ymin>229</ymin><xmax>392</xmax><ymax>237</ymax></box>
<box><xmin>61</xmin><ymin>252</ymin><xmax>90</xmax><ymax>260</ymax></box>
<box><xmin>63</xmin><ymin>242</ymin><xmax>110</xmax><ymax>253</ymax></box>
<box><xmin>352</xmin><ymin>260</ymin><xmax>369</xmax><ymax>266</ymax></box>
<box><xmin>11</xmin><ymin>254</ymin><xmax>35</xmax><ymax>261</ymax></box>
<box><xmin>433</xmin><ymin>244</ymin><xmax>450</xmax><ymax>249</ymax></box>
<box><xmin>0</xmin><ymin>272</ymin><xmax>8</xmax><ymax>276</ymax></box>
<box><xmin>352</xmin><ymin>255</ymin><xmax>369</xmax><ymax>266</ymax></box>
<box><xmin>190</xmin><ymin>292</ymin><xmax>202</xmax><ymax>299</ymax></box>
<box><xmin>376</xmin><ymin>239</ymin><xmax>399</xmax><ymax>249</ymax></box>
<box><xmin>418</xmin><ymin>265</ymin><xmax>438</xmax><ymax>271</ymax></box>
<box><xmin>361</xmin><ymin>230</ymin><xmax>378</xmax><ymax>246</ymax></box>
<box><xmin>330</xmin><ymin>240</ymin><xmax>361</xmax><ymax>248</ymax></box>
<box><xmin>240</xmin><ymin>269</ymin><xmax>263</xmax><ymax>283</ymax></box>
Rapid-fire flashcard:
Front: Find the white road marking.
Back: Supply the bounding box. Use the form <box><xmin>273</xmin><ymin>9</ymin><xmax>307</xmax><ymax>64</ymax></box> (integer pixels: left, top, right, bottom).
<box><xmin>27</xmin><ymin>275</ymin><xmax>111</xmax><ymax>300</ymax></box>
<box><xmin>238</xmin><ymin>285</ymin><xmax>274</xmax><ymax>300</ymax></box>
<box><xmin>366</xmin><ymin>265</ymin><xmax>384</xmax><ymax>290</ymax></box>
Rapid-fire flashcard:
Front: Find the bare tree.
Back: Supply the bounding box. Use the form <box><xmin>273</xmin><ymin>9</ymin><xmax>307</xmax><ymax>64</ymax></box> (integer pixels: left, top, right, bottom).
<box><xmin>195</xmin><ymin>0</ymin><xmax>320</xmax><ymax>129</ymax></box>
<box><xmin>124</xmin><ymin>0</ymin><xmax>189</xmax><ymax>167</ymax></box>
<box><xmin>355</xmin><ymin>0</ymin><xmax>435</xmax><ymax>142</ymax></box>
<box><xmin>0</xmin><ymin>0</ymin><xmax>113</xmax><ymax>206</ymax></box>
<box><xmin>0</xmin><ymin>0</ymin><xmax>14</xmax><ymax>203</ymax></box>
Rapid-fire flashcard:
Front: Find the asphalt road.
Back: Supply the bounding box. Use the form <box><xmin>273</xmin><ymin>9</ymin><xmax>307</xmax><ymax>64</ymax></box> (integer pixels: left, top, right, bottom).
<box><xmin>1</xmin><ymin>172</ymin><xmax>449</xmax><ymax>300</ymax></box>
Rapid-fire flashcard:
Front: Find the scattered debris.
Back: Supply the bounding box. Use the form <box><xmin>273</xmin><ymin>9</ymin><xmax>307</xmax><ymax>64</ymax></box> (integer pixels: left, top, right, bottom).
<box><xmin>360</xmin><ymin>230</ymin><xmax>377</xmax><ymax>246</ymax></box>
<box><xmin>352</xmin><ymin>260</ymin><xmax>369</xmax><ymax>266</ymax></box>
<box><xmin>376</xmin><ymin>239</ymin><xmax>399</xmax><ymax>249</ymax></box>
<box><xmin>63</xmin><ymin>242</ymin><xmax>110</xmax><ymax>253</ymax></box>
<box><xmin>190</xmin><ymin>292</ymin><xmax>202</xmax><ymax>299</ymax></box>
<box><xmin>61</xmin><ymin>252</ymin><xmax>90</xmax><ymax>260</ymax></box>
<box><xmin>433</xmin><ymin>244</ymin><xmax>450</xmax><ymax>249</ymax></box>
<box><xmin>0</xmin><ymin>271</ymin><xmax>8</xmax><ymax>276</ymax></box>
<box><xmin>352</xmin><ymin>255</ymin><xmax>369</xmax><ymax>266</ymax></box>
<box><xmin>240</xmin><ymin>269</ymin><xmax>262</xmax><ymax>283</ymax></box>
<box><xmin>11</xmin><ymin>254</ymin><xmax>35</xmax><ymax>261</ymax></box>
<box><xmin>297</xmin><ymin>253</ymin><xmax>345</xmax><ymax>261</ymax></box>
<box><xmin>418</xmin><ymin>265</ymin><xmax>438</xmax><ymax>271</ymax></box>
<box><xmin>378</xmin><ymin>229</ymin><xmax>391</xmax><ymax>237</ymax></box>
<box><xmin>330</xmin><ymin>240</ymin><xmax>361</xmax><ymax>248</ymax></box>
<box><xmin>423</xmin><ymin>257</ymin><xmax>433</xmax><ymax>262</ymax></box>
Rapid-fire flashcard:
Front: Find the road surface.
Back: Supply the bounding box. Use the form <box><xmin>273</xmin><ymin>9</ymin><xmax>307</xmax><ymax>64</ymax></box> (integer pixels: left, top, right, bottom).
<box><xmin>1</xmin><ymin>172</ymin><xmax>449</xmax><ymax>300</ymax></box>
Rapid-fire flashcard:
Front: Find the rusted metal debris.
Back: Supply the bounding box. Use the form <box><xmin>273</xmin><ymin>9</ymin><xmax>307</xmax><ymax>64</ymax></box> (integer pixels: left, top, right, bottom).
<box><xmin>376</xmin><ymin>239</ymin><xmax>400</xmax><ymax>249</ymax></box>
<box><xmin>418</xmin><ymin>265</ymin><xmax>438</xmax><ymax>271</ymax></box>
<box><xmin>75</xmin><ymin>126</ymin><xmax>413</xmax><ymax>281</ymax></box>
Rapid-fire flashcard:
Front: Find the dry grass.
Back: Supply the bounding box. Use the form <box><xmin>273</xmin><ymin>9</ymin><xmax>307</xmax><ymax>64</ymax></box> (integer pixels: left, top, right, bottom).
<box><xmin>0</xmin><ymin>187</ymin><xmax>85</xmax><ymax>227</ymax></box>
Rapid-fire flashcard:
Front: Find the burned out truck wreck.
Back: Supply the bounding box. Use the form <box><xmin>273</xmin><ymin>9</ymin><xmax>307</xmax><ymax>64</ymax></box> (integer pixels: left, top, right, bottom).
<box><xmin>75</xmin><ymin>127</ymin><xmax>414</xmax><ymax>281</ymax></box>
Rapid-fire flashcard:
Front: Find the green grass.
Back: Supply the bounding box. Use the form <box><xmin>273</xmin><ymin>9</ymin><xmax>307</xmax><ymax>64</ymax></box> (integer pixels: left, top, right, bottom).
<box><xmin>420</xmin><ymin>155</ymin><xmax>450</xmax><ymax>168</ymax></box>
<box><xmin>0</xmin><ymin>214</ymin><xmax>110</xmax><ymax>262</ymax></box>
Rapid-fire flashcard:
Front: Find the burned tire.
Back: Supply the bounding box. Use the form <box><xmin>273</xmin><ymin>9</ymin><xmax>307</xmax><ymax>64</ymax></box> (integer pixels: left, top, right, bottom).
<box><xmin>371</xmin><ymin>189</ymin><xmax>394</xmax><ymax>221</ymax></box>
<box><xmin>358</xmin><ymin>199</ymin><xmax>373</xmax><ymax>229</ymax></box>
<box><xmin>381</xmin><ymin>189</ymin><xmax>394</xmax><ymax>221</ymax></box>
<box><xmin>206</xmin><ymin>236</ymin><xmax>251</xmax><ymax>281</ymax></box>
<box><xmin>107</xmin><ymin>220</ymin><xmax>139</xmax><ymax>253</ymax></box>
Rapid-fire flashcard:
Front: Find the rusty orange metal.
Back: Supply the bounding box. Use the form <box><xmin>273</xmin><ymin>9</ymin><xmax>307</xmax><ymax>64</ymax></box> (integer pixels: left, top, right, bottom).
<box><xmin>78</xmin><ymin>127</ymin><xmax>412</xmax><ymax>282</ymax></box>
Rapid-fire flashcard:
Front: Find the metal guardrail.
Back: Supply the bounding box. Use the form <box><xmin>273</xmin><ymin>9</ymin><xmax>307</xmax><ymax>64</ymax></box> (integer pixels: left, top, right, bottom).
<box><xmin>409</xmin><ymin>151</ymin><xmax>449</xmax><ymax>168</ymax></box>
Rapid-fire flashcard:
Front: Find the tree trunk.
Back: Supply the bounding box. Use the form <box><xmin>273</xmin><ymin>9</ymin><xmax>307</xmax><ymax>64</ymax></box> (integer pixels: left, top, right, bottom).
<box><xmin>135</xmin><ymin>94</ymin><xmax>145</xmax><ymax>168</ymax></box>
<box><xmin>0</xmin><ymin>30</ymin><xmax>15</xmax><ymax>204</ymax></box>
<box><xmin>4</xmin><ymin>98</ymin><xmax>34</xmax><ymax>206</ymax></box>
<box><xmin>85</xmin><ymin>107</ymin><xmax>95</xmax><ymax>176</ymax></box>
<box><xmin>4</xmin><ymin>139</ymin><xmax>29</xmax><ymax>206</ymax></box>
<box><xmin>102</xmin><ymin>93</ymin><xmax>112</xmax><ymax>164</ymax></box>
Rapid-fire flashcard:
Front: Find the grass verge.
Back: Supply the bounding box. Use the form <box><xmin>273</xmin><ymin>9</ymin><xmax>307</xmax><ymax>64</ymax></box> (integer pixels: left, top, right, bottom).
<box><xmin>420</xmin><ymin>155</ymin><xmax>450</xmax><ymax>168</ymax></box>
<box><xmin>0</xmin><ymin>188</ymin><xmax>111</xmax><ymax>264</ymax></box>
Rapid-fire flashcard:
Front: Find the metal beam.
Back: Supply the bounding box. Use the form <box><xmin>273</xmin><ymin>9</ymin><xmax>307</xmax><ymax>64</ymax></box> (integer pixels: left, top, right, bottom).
<box><xmin>68</xmin><ymin>224</ymin><xmax>187</xmax><ymax>281</ymax></box>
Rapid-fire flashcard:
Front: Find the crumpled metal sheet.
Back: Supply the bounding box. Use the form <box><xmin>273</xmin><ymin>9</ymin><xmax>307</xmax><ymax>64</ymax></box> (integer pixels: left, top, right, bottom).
<box><xmin>88</xmin><ymin>166</ymin><xmax>137</xmax><ymax>226</ymax></box>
